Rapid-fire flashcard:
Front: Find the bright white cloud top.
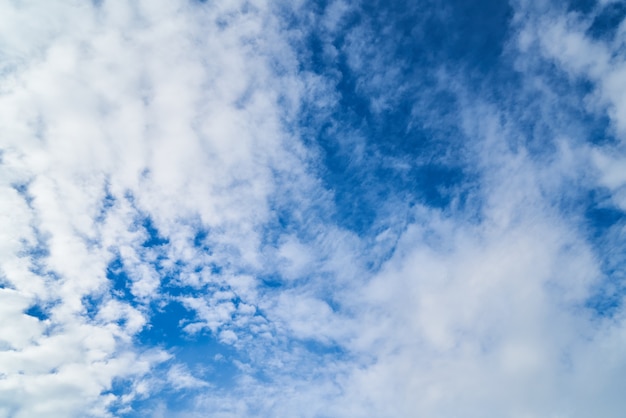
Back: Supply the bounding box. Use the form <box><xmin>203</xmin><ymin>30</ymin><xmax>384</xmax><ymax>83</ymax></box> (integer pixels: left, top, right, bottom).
<box><xmin>1</xmin><ymin>0</ymin><xmax>626</xmax><ymax>417</ymax></box>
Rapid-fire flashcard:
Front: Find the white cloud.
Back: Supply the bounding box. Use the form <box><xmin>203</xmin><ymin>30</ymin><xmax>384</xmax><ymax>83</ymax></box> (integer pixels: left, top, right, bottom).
<box><xmin>0</xmin><ymin>0</ymin><xmax>318</xmax><ymax>415</ymax></box>
<box><xmin>164</xmin><ymin>3</ymin><xmax>626</xmax><ymax>415</ymax></box>
<box><xmin>515</xmin><ymin>1</ymin><xmax>626</xmax><ymax>211</ymax></box>
<box><xmin>2</xmin><ymin>0</ymin><xmax>626</xmax><ymax>417</ymax></box>
<box><xmin>167</xmin><ymin>364</ymin><xmax>209</xmax><ymax>391</ymax></box>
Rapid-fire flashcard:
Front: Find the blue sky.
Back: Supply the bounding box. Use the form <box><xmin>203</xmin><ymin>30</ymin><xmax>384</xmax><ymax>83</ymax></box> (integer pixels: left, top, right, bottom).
<box><xmin>1</xmin><ymin>0</ymin><xmax>626</xmax><ymax>416</ymax></box>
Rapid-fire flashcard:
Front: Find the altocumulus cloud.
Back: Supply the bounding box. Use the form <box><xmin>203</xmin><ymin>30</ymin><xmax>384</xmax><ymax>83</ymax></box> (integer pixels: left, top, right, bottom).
<box><xmin>1</xmin><ymin>0</ymin><xmax>626</xmax><ymax>417</ymax></box>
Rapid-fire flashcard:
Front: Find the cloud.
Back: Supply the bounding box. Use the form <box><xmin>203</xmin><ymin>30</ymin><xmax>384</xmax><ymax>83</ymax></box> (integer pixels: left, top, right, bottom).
<box><xmin>2</xmin><ymin>0</ymin><xmax>626</xmax><ymax>417</ymax></box>
<box><xmin>513</xmin><ymin>1</ymin><xmax>626</xmax><ymax>203</ymax></box>
<box><xmin>166</xmin><ymin>364</ymin><xmax>209</xmax><ymax>391</ymax></box>
<box><xmin>0</xmin><ymin>0</ymin><xmax>319</xmax><ymax>415</ymax></box>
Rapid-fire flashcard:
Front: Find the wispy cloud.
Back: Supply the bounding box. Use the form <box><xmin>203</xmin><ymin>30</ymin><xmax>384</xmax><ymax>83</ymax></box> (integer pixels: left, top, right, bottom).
<box><xmin>1</xmin><ymin>0</ymin><xmax>626</xmax><ymax>417</ymax></box>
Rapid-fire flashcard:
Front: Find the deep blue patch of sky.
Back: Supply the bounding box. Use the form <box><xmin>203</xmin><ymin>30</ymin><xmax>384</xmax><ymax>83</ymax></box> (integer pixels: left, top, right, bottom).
<box><xmin>106</xmin><ymin>256</ymin><xmax>136</xmax><ymax>302</ymax></box>
<box><xmin>24</xmin><ymin>303</ymin><xmax>49</xmax><ymax>321</ymax></box>
<box><xmin>581</xmin><ymin>189</ymin><xmax>626</xmax><ymax>317</ymax></box>
<box><xmin>141</xmin><ymin>216</ymin><xmax>169</xmax><ymax>248</ymax></box>
<box><xmin>290</xmin><ymin>0</ymin><xmax>512</xmax><ymax>233</ymax></box>
<box><xmin>568</xmin><ymin>0</ymin><xmax>597</xmax><ymax>14</ymax></box>
<box><xmin>136</xmin><ymin>300</ymin><xmax>242</xmax><ymax>388</ymax></box>
<box><xmin>587</xmin><ymin>2</ymin><xmax>626</xmax><ymax>40</ymax></box>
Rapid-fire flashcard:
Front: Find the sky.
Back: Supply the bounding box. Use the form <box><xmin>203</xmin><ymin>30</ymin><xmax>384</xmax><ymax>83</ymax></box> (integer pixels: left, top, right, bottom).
<box><xmin>1</xmin><ymin>0</ymin><xmax>626</xmax><ymax>416</ymax></box>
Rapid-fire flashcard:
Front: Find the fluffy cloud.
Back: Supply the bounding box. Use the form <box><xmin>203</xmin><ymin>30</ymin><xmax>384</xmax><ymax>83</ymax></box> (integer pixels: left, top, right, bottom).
<box><xmin>0</xmin><ymin>0</ymin><xmax>316</xmax><ymax>415</ymax></box>
<box><xmin>2</xmin><ymin>0</ymin><xmax>626</xmax><ymax>417</ymax></box>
